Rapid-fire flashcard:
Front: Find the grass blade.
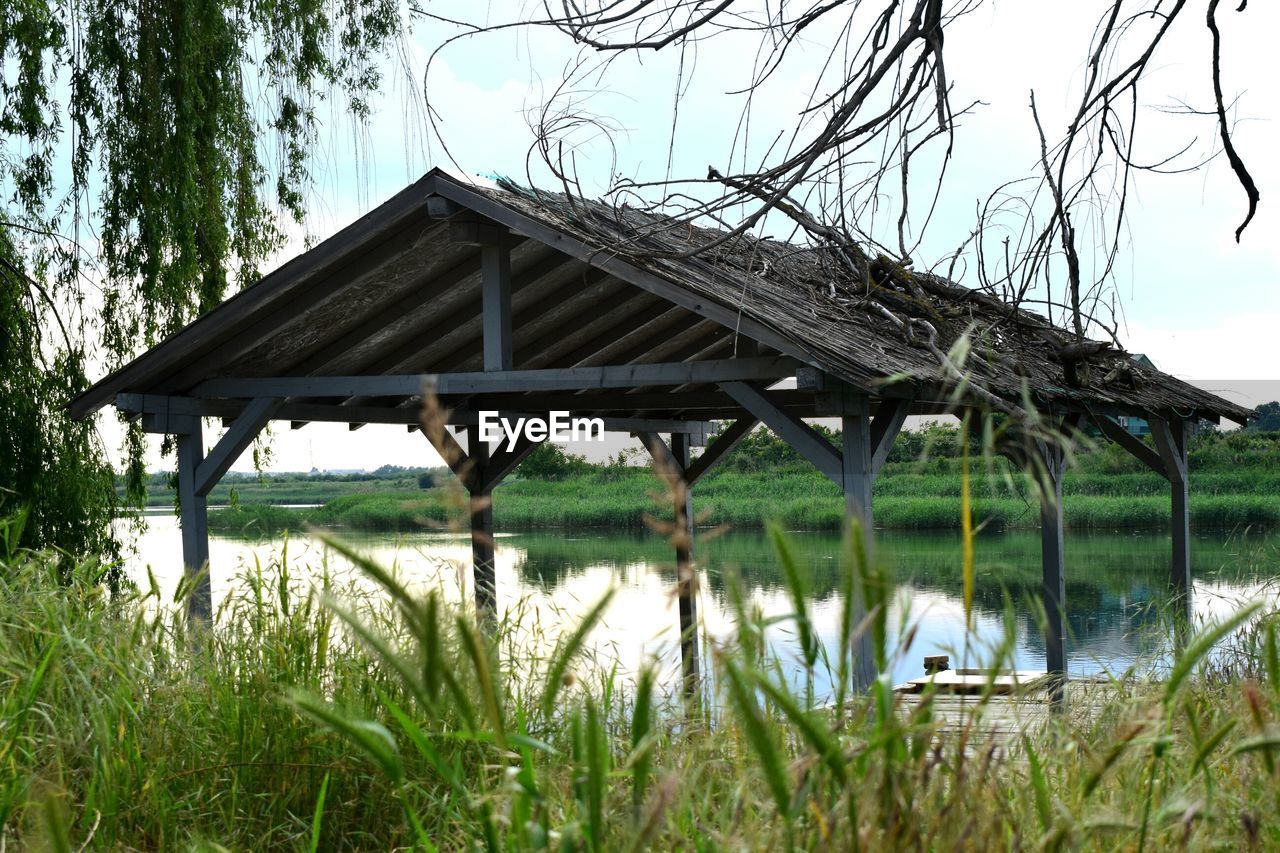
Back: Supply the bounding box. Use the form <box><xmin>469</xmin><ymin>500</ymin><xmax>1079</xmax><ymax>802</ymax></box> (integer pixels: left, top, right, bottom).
<box><xmin>722</xmin><ymin>659</ymin><xmax>791</xmax><ymax>820</ymax></box>
<box><xmin>961</xmin><ymin>427</ymin><xmax>975</xmax><ymax>628</ymax></box>
<box><xmin>755</xmin><ymin>673</ymin><xmax>845</xmax><ymax>781</ymax></box>
<box><xmin>541</xmin><ymin>588</ymin><xmax>616</xmax><ymax>718</ymax></box>
<box><xmin>455</xmin><ymin>614</ymin><xmax>506</xmax><ymax>748</ymax></box>
<box><xmin>1164</xmin><ymin>603</ymin><xmax>1262</xmax><ymax>707</ymax></box>
<box><xmin>768</xmin><ymin>523</ymin><xmax>817</xmax><ymax>669</ymax></box>
<box><xmin>308</xmin><ymin>772</ymin><xmax>330</xmax><ymax>853</ymax></box>
<box><xmin>1022</xmin><ymin>735</ymin><xmax>1052</xmax><ymax>832</ymax></box>
<box><xmin>630</xmin><ymin>665</ymin><xmax>655</xmax><ymax>814</ymax></box>
<box><xmin>290</xmin><ymin>691</ymin><xmax>404</xmax><ymax>783</ymax></box>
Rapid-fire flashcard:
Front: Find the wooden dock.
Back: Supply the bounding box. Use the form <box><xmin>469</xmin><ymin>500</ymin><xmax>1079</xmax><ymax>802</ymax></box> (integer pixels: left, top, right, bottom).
<box><xmin>893</xmin><ymin>670</ymin><xmax>1120</xmax><ymax>744</ymax></box>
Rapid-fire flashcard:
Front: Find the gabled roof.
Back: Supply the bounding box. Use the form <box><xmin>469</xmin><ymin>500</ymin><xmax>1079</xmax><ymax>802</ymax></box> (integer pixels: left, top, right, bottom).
<box><xmin>71</xmin><ymin>168</ymin><xmax>1252</xmax><ymax>425</ymax></box>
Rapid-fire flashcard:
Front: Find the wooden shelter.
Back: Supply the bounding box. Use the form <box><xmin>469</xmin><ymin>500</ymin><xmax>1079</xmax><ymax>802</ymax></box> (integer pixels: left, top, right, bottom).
<box><xmin>71</xmin><ymin>168</ymin><xmax>1252</xmax><ymax>696</ymax></box>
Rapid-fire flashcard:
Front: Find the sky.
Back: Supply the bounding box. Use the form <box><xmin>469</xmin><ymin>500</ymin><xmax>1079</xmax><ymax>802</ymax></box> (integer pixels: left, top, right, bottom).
<box><xmin>98</xmin><ymin>1</ymin><xmax>1280</xmax><ymax>473</ymax></box>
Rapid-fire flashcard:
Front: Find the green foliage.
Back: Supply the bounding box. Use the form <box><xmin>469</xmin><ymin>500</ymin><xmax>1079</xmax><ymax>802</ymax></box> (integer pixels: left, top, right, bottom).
<box><xmin>516</xmin><ymin>442</ymin><xmax>593</xmax><ymax>481</ymax></box>
<box><xmin>708</xmin><ymin>419</ymin><xmax>839</xmax><ymax>472</ymax></box>
<box><xmin>7</xmin><ymin>520</ymin><xmax>1278</xmax><ymax>848</ymax></box>
<box><xmin>209</xmin><ymin>471</ymin><xmax>1280</xmax><ymax>535</ymax></box>
<box><xmin>0</xmin><ymin>228</ymin><xmax>118</xmax><ymax>566</ymax></box>
<box><xmin>0</xmin><ymin>534</ymin><xmax>414</xmax><ymax>847</ymax></box>
<box><xmin>1</xmin><ymin>0</ymin><xmax>403</xmax><ymax>558</ymax></box>
<box><xmin>192</xmin><ymin>423</ymin><xmax>1280</xmax><ymax>536</ymax></box>
<box><xmin>1250</xmin><ymin>402</ymin><xmax>1280</xmax><ymax>433</ymax></box>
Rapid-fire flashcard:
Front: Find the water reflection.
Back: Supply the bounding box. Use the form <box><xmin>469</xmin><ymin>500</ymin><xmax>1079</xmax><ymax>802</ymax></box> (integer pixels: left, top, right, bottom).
<box><xmin>124</xmin><ymin>515</ymin><xmax>1279</xmax><ymax>698</ymax></box>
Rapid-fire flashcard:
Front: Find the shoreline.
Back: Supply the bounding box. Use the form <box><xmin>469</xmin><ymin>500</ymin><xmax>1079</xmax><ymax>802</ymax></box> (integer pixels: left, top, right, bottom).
<box><xmin>203</xmin><ymin>491</ymin><xmax>1280</xmax><ymax>535</ymax></box>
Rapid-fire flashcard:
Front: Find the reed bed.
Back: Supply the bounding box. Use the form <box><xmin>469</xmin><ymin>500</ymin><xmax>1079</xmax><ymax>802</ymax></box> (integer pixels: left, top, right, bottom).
<box><xmin>200</xmin><ymin>427</ymin><xmax>1280</xmax><ymax>534</ymax></box>
<box><xmin>208</xmin><ymin>477</ymin><xmax>1280</xmax><ymax>535</ymax></box>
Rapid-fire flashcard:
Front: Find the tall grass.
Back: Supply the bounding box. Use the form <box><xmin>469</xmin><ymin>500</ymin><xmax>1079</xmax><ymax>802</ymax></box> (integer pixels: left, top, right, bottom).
<box><xmin>200</xmin><ymin>431</ymin><xmax>1280</xmax><ymax>535</ymax></box>
<box><xmin>4</xmin><ymin>508</ymin><xmax>1280</xmax><ymax>848</ymax></box>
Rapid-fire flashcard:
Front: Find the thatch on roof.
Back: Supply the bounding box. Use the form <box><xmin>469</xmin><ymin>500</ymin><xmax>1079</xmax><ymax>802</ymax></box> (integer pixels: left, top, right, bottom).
<box><xmin>68</xmin><ymin>168</ymin><xmax>1251</xmax><ymax>427</ymax></box>
<box><xmin>480</xmin><ymin>176</ymin><xmax>1249</xmax><ymax>424</ymax></box>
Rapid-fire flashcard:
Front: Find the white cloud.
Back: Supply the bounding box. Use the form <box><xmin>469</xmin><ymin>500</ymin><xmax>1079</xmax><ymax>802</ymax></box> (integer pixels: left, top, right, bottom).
<box><xmin>1126</xmin><ymin>311</ymin><xmax>1280</xmax><ymax>380</ymax></box>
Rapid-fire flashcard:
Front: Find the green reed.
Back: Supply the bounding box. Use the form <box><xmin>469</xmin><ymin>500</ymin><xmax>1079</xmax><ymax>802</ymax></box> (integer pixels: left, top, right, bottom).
<box><xmin>4</xmin><ymin>507</ymin><xmax>1280</xmax><ymax>849</ymax></box>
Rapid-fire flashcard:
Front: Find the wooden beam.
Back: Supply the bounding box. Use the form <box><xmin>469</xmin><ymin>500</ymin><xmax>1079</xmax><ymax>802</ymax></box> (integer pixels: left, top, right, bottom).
<box><xmin>482</xmin><ymin>244</ymin><xmax>513</xmax><ymax>371</ymax></box>
<box><xmin>479</xmin><ymin>435</ymin><xmax>543</xmax><ymax>493</ymax></box>
<box><xmin>838</xmin><ymin>384</ymin><xmax>877</xmax><ymax>691</ymax></box>
<box><xmin>140</xmin><ymin>411</ymin><xmax>200</xmax><ymax>435</ymax></box>
<box><xmin>448</xmin><ymin>212</ymin><xmax>513</xmax><ymax>246</ymax></box>
<box><xmin>69</xmin><ymin>176</ymin><xmax>438</xmax><ymax>419</ymax></box>
<box><xmin>622</xmin><ymin>318</ymin><xmax>725</xmax><ymax>370</ymax></box>
<box><xmin>435</xmin><ymin>267</ymin><xmax>614</xmax><ymax>372</ymax></box>
<box><xmin>418</xmin><ymin>423</ymin><xmax>474</xmax><ymax>491</ymax></box>
<box><xmin>672</xmin><ymin>432</ymin><xmax>699</xmax><ymax>701</ymax></box>
<box><xmin>193</xmin><ymin>397</ymin><xmax>281</xmax><ymax>496</ymax></box>
<box><xmin>523</xmin><ymin>294</ymin><xmax>672</xmax><ymax>370</ymax></box>
<box><xmin>429</xmin><ymin>173</ymin><xmax>823</xmax><ymax>372</ymax></box>
<box><xmin>635</xmin><ymin>430</ymin><xmax>684</xmax><ymax>479</ymax></box>
<box><xmin>340</xmin><ymin>250</ymin><xmax>578</xmax><ymax>378</ymax></box>
<box><xmin>1093</xmin><ymin>416</ymin><xmax>1164</xmax><ymax>477</ymax></box>
<box><xmin>119</xmin><ymin>392</ymin><xmax>715</xmax><ymax>433</ymax></box>
<box><xmin>280</xmin><ymin>253</ymin><xmax>486</xmax><ymax>375</ymax></box>
<box><xmin>1149</xmin><ymin>417</ymin><xmax>1188</xmax><ymax>484</ymax></box>
<box><xmin>426</xmin><ymin>195</ymin><xmax>461</xmax><ymax>217</ymax></box>
<box><xmin>840</xmin><ymin>386</ymin><xmax>873</xmax><ymax>525</ymax></box>
<box><xmin>193</xmin><ymin>356</ymin><xmax>799</xmax><ymax>399</ymax></box>
<box><xmin>869</xmin><ymin>397</ymin><xmax>909</xmax><ymax>478</ymax></box>
<box><xmin>721</xmin><ymin>381</ymin><xmax>842</xmax><ymax>486</ymax></box>
<box><xmin>684</xmin><ymin>417</ymin><xmax>758</xmax><ymax>487</ymax></box>
<box><xmin>314</xmin><ymin>253</ymin><xmax>589</xmax><ymax>419</ymax></box>
<box><xmin>152</xmin><ymin>229</ymin><xmax>449</xmax><ymax>392</ymax></box>
<box><xmin>445</xmin><ymin>412</ymin><xmax>710</xmax><ymax>436</ymax></box>
<box><xmin>437</xmin><ymin>389</ymin><xmax>805</xmax><ymax>413</ymax></box>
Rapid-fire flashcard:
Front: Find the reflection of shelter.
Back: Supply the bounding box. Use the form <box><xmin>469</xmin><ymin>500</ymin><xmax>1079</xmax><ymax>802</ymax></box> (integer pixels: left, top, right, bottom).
<box><xmin>70</xmin><ymin>170</ymin><xmax>1251</xmax><ymax>700</ymax></box>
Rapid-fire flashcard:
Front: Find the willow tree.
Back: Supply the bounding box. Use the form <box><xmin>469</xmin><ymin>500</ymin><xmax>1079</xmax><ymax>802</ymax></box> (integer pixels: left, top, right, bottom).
<box><xmin>0</xmin><ymin>0</ymin><xmax>402</xmax><ymax>562</ymax></box>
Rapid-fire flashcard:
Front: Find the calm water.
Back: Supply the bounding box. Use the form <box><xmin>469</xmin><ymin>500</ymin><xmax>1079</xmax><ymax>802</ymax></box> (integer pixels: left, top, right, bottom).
<box><xmin>125</xmin><ymin>514</ymin><xmax>1280</xmax><ymax>698</ymax></box>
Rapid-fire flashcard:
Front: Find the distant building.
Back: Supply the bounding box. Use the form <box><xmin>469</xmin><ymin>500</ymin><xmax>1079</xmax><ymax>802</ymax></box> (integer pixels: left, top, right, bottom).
<box><xmin>1114</xmin><ymin>355</ymin><xmax>1214</xmax><ymax>436</ymax></box>
<box><xmin>1116</xmin><ymin>355</ymin><xmax>1158</xmax><ymax>436</ymax></box>
<box><xmin>1115</xmin><ymin>414</ymin><xmax>1151</xmax><ymax>437</ymax></box>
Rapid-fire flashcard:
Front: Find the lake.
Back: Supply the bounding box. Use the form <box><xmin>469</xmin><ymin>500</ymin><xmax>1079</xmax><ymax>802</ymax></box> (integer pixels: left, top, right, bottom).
<box><xmin>125</xmin><ymin>514</ymin><xmax>1279</xmax><ymax>700</ymax></box>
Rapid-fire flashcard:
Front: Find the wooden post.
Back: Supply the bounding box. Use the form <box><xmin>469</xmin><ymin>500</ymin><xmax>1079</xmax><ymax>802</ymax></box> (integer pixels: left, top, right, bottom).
<box><xmin>474</xmin><ymin>237</ymin><xmax>507</xmax><ymax>617</ymax></box>
<box><xmin>670</xmin><ymin>432</ymin><xmax>699</xmax><ymax>699</ymax></box>
<box><xmin>140</xmin><ymin>402</ymin><xmax>278</xmax><ymax>622</ymax></box>
<box><xmin>176</xmin><ymin>425</ymin><xmax>211</xmax><ymax>620</ymax></box>
<box><xmin>839</xmin><ymin>385</ymin><xmax>877</xmax><ymax>690</ymax></box>
<box><xmin>1151</xmin><ymin>418</ymin><xmax>1191</xmax><ymax>593</ymax></box>
<box><xmin>1152</xmin><ymin>417</ymin><xmax>1192</xmax><ymax>638</ymax></box>
<box><xmin>1038</xmin><ymin>442</ymin><xmax>1067</xmax><ymax>706</ymax></box>
<box><xmin>1095</xmin><ymin>412</ymin><xmax>1193</xmax><ymax>633</ymax></box>
<box><xmin>467</xmin><ymin>425</ymin><xmax>497</xmax><ymax>616</ymax></box>
<box><xmin>635</xmin><ymin>430</ymin><xmax>700</xmax><ymax>699</ymax></box>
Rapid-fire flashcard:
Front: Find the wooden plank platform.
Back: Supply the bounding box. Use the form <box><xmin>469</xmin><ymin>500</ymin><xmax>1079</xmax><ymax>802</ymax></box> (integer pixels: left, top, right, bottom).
<box><xmin>894</xmin><ymin>667</ymin><xmax>1051</xmax><ymax>695</ymax></box>
<box><xmin>893</xmin><ymin>674</ymin><xmax>1120</xmax><ymax>745</ymax></box>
